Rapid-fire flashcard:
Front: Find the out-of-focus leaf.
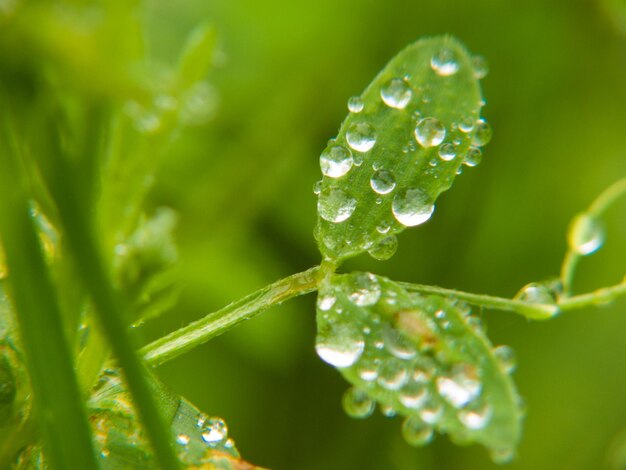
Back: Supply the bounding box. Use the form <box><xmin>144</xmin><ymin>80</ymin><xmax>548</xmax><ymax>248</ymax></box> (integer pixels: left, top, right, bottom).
<box><xmin>315</xmin><ymin>272</ymin><xmax>522</xmax><ymax>461</ymax></box>
<box><xmin>175</xmin><ymin>23</ymin><xmax>217</xmax><ymax>92</ymax></box>
<box><xmin>314</xmin><ymin>36</ymin><xmax>487</xmax><ymax>262</ymax></box>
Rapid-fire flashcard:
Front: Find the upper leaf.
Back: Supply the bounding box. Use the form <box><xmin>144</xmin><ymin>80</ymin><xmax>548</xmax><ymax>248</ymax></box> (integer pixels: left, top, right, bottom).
<box><xmin>314</xmin><ymin>36</ymin><xmax>488</xmax><ymax>262</ymax></box>
<box><xmin>315</xmin><ymin>272</ymin><xmax>522</xmax><ymax>461</ymax></box>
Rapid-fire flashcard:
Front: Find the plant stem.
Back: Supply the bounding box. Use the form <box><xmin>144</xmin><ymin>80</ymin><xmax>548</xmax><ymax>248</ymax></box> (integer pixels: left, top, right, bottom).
<box><xmin>397</xmin><ymin>282</ymin><xmax>558</xmax><ymax>320</ymax></box>
<box><xmin>560</xmin><ymin>177</ymin><xmax>626</xmax><ymax>295</ymax></box>
<box><xmin>558</xmin><ymin>279</ymin><xmax>626</xmax><ymax>311</ymax></box>
<box><xmin>142</xmin><ymin>266</ymin><xmax>321</xmax><ymax>367</ymax></box>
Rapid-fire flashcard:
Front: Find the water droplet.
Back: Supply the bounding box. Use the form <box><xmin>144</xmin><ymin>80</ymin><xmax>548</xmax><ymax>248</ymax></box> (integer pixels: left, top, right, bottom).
<box><xmin>415</xmin><ymin>118</ymin><xmax>446</xmax><ymax>147</ymax></box>
<box><xmin>471</xmin><ymin>55</ymin><xmax>489</xmax><ymax>79</ymax></box>
<box><xmin>318</xmin><ymin>188</ymin><xmax>356</xmax><ymax>223</ymax></box>
<box><xmin>419</xmin><ymin>402</ymin><xmax>444</xmax><ymax>424</ymax></box>
<box><xmin>514</xmin><ymin>282</ymin><xmax>556</xmax><ymax>304</ymax></box>
<box><xmin>348</xmin><ymin>272</ymin><xmax>382</xmax><ymax>306</ymax></box>
<box><xmin>392</xmin><ymin>188</ymin><xmax>435</xmax><ymax>227</ymax></box>
<box><xmin>347</xmin><ymin>96</ymin><xmax>364</xmax><ymax>113</ymax></box>
<box><xmin>377</xmin><ymin>359</ymin><xmax>408</xmax><ymax>390</ymax></box>
<box><xmin>380</xmin><ymin>78</ymin><xmax>412</xmax><ymax>109</ymax></box>
<box><xmin>493</xmin><ymin>345</ymin><xmax>517</xmax><ymax>374</ymax></box>
<box><xmin>312</xmin><ymin>180</ymin><xmax>322</xmax><ymax>195</ymax></box>
<box><xmin>472</xmin><ymin>119</ymin><xmax>492</xmax><ymax>146</ymax></box>
<box><xmin>320</xmin><ymin>145</ymin><xmax>354</xmax><ymax>178</ymax></box>
<box><xmin>438</xmin><ymin>143</ymin><xmax>456</xmax><ymax>161</ymax></box>
<box><xmin>382</xmin><ymin>325</ymin><xmax>416</xmax><ymax>360</ymax></box>
<box><xmin>201</xmin><ymin>417</ymin><xmax>228</xmax><ymax>444</ymax></box>
<box><xmin>176</xmin><ymin>433</ymin><xmax>190</xmax><ymax>446</ymax></box>
<box><xmin>180</xmin><ymin>82</ymin><xmax>218</xmax><ymax>126</ymax></box>
<box><xmin>370</xmin><ymin>169</ymin><xmax>396</xmax><ymax>194</ymax></box>
<box><xmin>458</xmin><ymin>403</ymin><xmax>492</xmax><ymax>430</ymax></box>
<box><xmin>347</xmin><ymin>122</ymin><xmax>377</xmax><ymax>152</ymax></box>
<box><xmin>402</xmin><ymin>416</ymin><xmax>434</xmax><ymax>446</ymax></box>
<box><xmin>431</xmin><ymin>48</ymin><xmax>459</xmax><ymax>76</ymax></box>
<box><xmin>317</xmin><ymin>293</ymin><xmax>336</xmax><ymax>311</ymax></box>
<box><xmin>380</xmin><ymin>404</ymin><xmax>397</xmax><ymax>417</ymax></box>
<box><xmin>376</xmin><ymin>220</ymin><xmax>391</xmax><ymax>234</ymax></box>
<box><xmin>568</xmin><ymin>213</ymin><xmax>605</xmax><ymax>255</ymax></box>
<box><xmin>357</xmin><ymin>358</ymin><xmax>380</xmax><ymax>381</ymax></box>
<box><xmin>399</xmin><ymin>380</ymin><xmax>429</xmax><ymax>409</ymax></box>
<box><xmin>458</xmin><ymin>117</ymin><xmax>475</xmax><ymax>133</ymax></box>
<box><xmin>315</xmin><ymin>322</ymin><xmax>365</xmax><ymax>368</ymax></box>
<box><xmin>463</xmin><ymin>147</ymin><xmax>482</xmax><ymax>167</ymax></box>
<box><xmin>436</xmin><ymin>366</ymin><xmax>481</xmax><ymax>408</ymax></box>
<box><xmin>342</xmin><ymin>387</ymin><xmax>375</xmax><ymax>419</ymax></box>
<box><xmin>368</xmin><ymin>235</ymin><xmax>398</xmax><ymax>261</ymax></box>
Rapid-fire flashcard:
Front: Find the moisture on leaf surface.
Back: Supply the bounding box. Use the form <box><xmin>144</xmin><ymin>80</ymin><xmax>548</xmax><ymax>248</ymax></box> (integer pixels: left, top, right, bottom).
<box><xmin>314</xmin><ymin>36</ymin><xmax>489</xmax><ymax>262</ymax></box>
<box><xmin>315</xmin><ymin>273</ymin><xmax>523</xmax><ymax>461</ymax></box>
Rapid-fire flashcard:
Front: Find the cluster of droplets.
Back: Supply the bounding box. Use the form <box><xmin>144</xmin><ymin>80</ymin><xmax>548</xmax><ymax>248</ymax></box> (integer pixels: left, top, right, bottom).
<box><xmin>315</xmin><ymin>273</ymin><xmax>517</xmax><ymax>452</ymax></box>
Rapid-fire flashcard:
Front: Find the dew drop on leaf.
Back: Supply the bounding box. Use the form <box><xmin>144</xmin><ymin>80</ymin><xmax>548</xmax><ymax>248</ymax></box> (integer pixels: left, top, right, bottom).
<box><xmin>380</xmin><ymin>78</ymin><xmax>412</xmax><ymax>109</ymax></box>
<box><xmin>342</xmin><ymin>387</ymin><xmax>375</xmax><ymax>419</ymax></box>
<box><xmin>399</xmin><ymin>380</ymin><xmax>429</xmax><ymax>409</ymax></box>
<box><xmin>347</xmin><ymin>96</ymin><xmax>364</xmax><ymax>113</ymax></box>
<box><xmin>346</xmin><ymin>122</ymin><xmax>377</xmax><ymax>152</ymax></box>
<box><xmin>458</xmin><ymin>117</ymin><xmax>475</xmax><ymax>133</ymax></box>
<box><xmin>367</xmin><ymin>235</ymin><xmax>398</xmax><ymax>261</ymax></box>
<box><xmin>200</xmin><ymin>417</ymin><xmax>228</xmax><ymax>444</ymax></box>
<box><xmin>392</xmin><ymin>188</ymin><xmax>435</xmax><ymax>227</ymax></box>
<box><xmin>438</xmin><ymin>143</ymin><xmax>456</xmax><ymax>161</ymax></box>
<box><xmin>514</xmin><ymin>282</ymin><xmax>556</xmax><ymax>305</ymax></box>
<box><xmin>471</xmin><ymin>55</ymin><xmax>489</xmax><ymax>79</ymax></box>
<box><xmin>318</xmin><ymin>188</ymin><xmax>357</xmax><ymax>223</ymax></box>
<box><xmin>414</xmin><ymin>117</ymin><xmax>446</xmax><ymax>147</ymax></box>
<box><xmin>320</xmin><ymin>144</ymin><xmax>354</xmax><ymax>178</ymax></box>
<box><xmin>568</xmin><ymin>213</ymin><xmax>605</xmax><ymax>255</ymax></box>
<box><xmin>472</xmin><ymin>119</ymin><xmax>492</xmax><ymax>146</ymax></box>
<box><xmin>370</xmin><ymin>169</ymin><xmax>397</xmax><ymax>195</ymax></box>
<box><xmin>463</xmin><ymin>147</ymin><xmax>482</xmax><ymax>167</ymax></box>
<box><xmin>315</xmin><ymin>322</ymin><xmax>365</xmax><ymax>368</ymax></box>
<box><xmin>402</xmin><ymin>416</ymin><xmax>434</xmax><ymax>446</ymax></box>
<box><xmin>493</xmin><ymin>345</ymin><xmax>517</xmax><ymax>374</ymax></box>
<box><xmin>377</xmin><ymin>359</ymin><xmax>408</xmax><ymax>390</ymax></box>
<box><xmin>348</xmin><ymin>272</ymin><xmax>382</xmax><ymax>306</ymax></box>
<box><xmin>176</xmin><ymin>433</ymin><xmax>190</xmax><ymax>446</ymax></box>
<box><xmin>430</xmin><ymin>48</ymin><xmax>459</xmax><ymax>76</ymax></box>
<box><xmin>459</xmin><ymin>403</ymin><xmax>492</xmax><ymax>430</ymax></box>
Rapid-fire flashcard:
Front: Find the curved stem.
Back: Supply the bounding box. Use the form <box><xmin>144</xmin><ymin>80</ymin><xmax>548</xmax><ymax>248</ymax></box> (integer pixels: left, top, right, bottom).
<box><xmin>561</xmin><ymin>177</ymin><xmax>626</xmax><ymax>296</ymax></box>
<box><xmin>558</xmin><ymin>279</ymin><xmax>626</xmax><ymax>311</ymax></box>
<box><xmin>142</xmin><ymin>266</ymin><xmax>321</xmax><ymax>367</ymax></box>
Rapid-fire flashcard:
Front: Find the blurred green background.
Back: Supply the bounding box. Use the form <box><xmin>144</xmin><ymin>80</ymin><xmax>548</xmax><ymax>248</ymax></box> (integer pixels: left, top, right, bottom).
<box><xmin>1</xmin><ymin>0</ymin><xmax>625</xmax><ymax>468</ymax></box>
<box><xmin>142</xmin><ymin>0</ymin><xmax>624</xmax><ymax>468</ymax></box>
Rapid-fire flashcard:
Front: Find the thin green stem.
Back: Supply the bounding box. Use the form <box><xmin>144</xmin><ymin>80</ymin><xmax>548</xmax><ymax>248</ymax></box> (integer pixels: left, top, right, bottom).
<box><xmin>558</xmin><ymin>279</ymin><xmax>626</xmax><ymax>311</ymax></box>
<box><xmin>142</xmin><ymin>266</ymin><xmax>321</xmax><ymax>367</ymax></box>
<box><xmin>561</xmin><ymin>177</ymin><xmax>626</xmax><ymax>296</ymax></box>
<box><xmin>397</xmin><ymin>282</ymin><xmax>559</xmax><ymax>320</ymax></box>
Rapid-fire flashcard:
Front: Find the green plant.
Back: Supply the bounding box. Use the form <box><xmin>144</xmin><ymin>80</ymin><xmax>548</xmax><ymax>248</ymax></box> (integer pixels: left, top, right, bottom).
<box><xmin>0</xmin><ymin>2</ymin><xmax>625</xmax><ymax>469</ymax></box>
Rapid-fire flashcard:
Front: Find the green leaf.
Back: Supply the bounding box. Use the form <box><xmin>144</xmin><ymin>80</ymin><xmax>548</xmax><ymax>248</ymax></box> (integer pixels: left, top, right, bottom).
<box><xmin>175</xmin><ymin>23</ymin><xmax>217</xmax><ymax>92</ymax></box>
<box><xmin>315</xmin><ymin>272</ymin><xmax>522</xmax><ymax>461</ymax></box>
<box><xmin>314</xmin><ymin>36</ymin><xmax>488</xmax><ymax>262</ymax></box>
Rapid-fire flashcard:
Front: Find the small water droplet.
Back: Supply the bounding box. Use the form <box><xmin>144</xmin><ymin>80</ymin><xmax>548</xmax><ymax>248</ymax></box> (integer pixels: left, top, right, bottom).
<box><xmin>312</xmin><ymin>180</ymin><xmax>322</xmax><ymax>195</ymax></box>
<box><xmin>514</xmin><ymin>282</ymin><xmax>556</xmax><ymax>305</ymax></box>
<box><xmin>399</xmin><ymin>380</ymin><xmax>429</xmax><ymax>409</ymax></box>
<box><xmin>472</xmin><ymin>119</ymin><xmax>492</xmax><ymax>146</ymax></box>
<box><xmin>431</xmin><ymin>48</ymin><xmax>459</xmax><ymax>76</ymax></box>
<box><xmin>318</xmin><ymin>188</ymin><xmax>356</xmax><ymax>223</ymax></box>
<box><xmin>382</xmin><ymin>325</ymin><xmax>416</xmax><ymax>360</ymax></box>
<box><xmin>315</xmin><ymin>322</ymin><xmax>365</xmax><ymax>368</ymax></box>
<box><xmin>317</xmin><ymin>293</ymin><xmax>336</xmax><ymax>311</ymax></box>
<box><xmin>320</xmin><ymin>145</ymin><xmax>354</xmax><ymax>178</ymax></box>
<box><xmin>419</xmin><ymin>402</ymin><xmax>444</xmax><ymax>424</ymax></box>
<box><xmin>380</xmin><ymin>78</ymin><xmax>412</xmax><ymax>109</ymax></box>
<box><xmin>568</xmin><ymin>213</ymin><xmax>605</xmax><ymax>255</ymax></box>
<box><xmin>458</xmin><ymin>403</ymin><xmax>492</xmax><ymax>430</ymax></box>
<box><xmin>201</xmin><ymin>417</ymin><xmax>228</xmax><ymax>444</ymax></box>
<box><xmin>436</xmin><ymin>366</ymin><xmax>481</xmax><ymax>408</ymax></box>
<box><xmin>458</xmin><ymin>117</ymin><xmax>475</xmax><ymax>133</ymax></box>
<box><xmin>438</xmin><ymin>143</ymin><xmax>456</xmax><ymax>161</ymax></box>
<box><xmin>347</xmin><ymin>96</ymin><xmax>364</xmax><ymax>113</ymax></box>
<box><xmin>463</xmin><ymin>147</ymin><xmax>482</xmax><ymax>167</ymax></box>
<box><xmin>392</xmin><ymin>188</ymin><xmax>435</xmax><ymax>227</ymax></box>
<box><xmin>370</xmin><ymin>169</ymin><xmax>396</xmax><ymax>194</ymax></box>
<box><xmin>377</xmin><ymin>359</ymin><xmax>408</xmax><ymax>390</ymax></box>
<box><xmin>415</xmin><ymin>118</ymin><xmax>446</xmax><ymax>147</ymax></box>
<box><xmin>402</xmin><ymin>416</ymin><xmax>434</xmax><ymax>446</ymax></box>
<box><xmin>347</xmin><ymin>122</ymin><xmax>377</xmax><ymax>152</ymax></box>
<box><xmin>376</xmin><ymin>220</ymin><xmax>391</xmax><ymax>234</ymax></box>
<box><xmin>357</xmin><ymin>357</ymin><xmax>380</xmax><ymax>381</ymax></box>
<box><xmin>471</xmin><ymin>55</ymin><xmax>489</xmax><ymax>79</ymax></box>
<box><xmin>348</xmin><ymin>272</ymin><xmax>382</xmax><ymax>306</ymax></box>
<box><xmin>176</xmin><ymin>433</ymin><xmax>190</xmax><ymax>446</ymax></box>
<box><xmin>368</xmin><ymin>235</ymin><xmax>398</xmax><ymax>261</ymax></box>
<box><xmin>342</xmin><ymin>387</ymin><xmax>375</xmax><ymax>419</ymax></box>
<box><xmin>380</xmin><ymin>404</ymin><xmax>397</xmax><ymax>417</ymax></box>
<box><xmin>493</xmin><ymin>345</ymin><xmax>517</xmax><ymax>373</ymax></box>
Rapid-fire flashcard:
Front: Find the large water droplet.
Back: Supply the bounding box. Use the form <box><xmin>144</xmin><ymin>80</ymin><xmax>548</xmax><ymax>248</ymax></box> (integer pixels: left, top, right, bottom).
<box><xmin>347</xmin><ymin>96</ymin><xmax>364</xmax><ymax>113</ymax></box>
<box><xmin>377</xmin><ymin>359</ymin><xmax>408</xmax><ymax>390</ymax></box>
<box><xmin>471</xmin><ymin>55</ymin><xmax>489</xmax><ymax>79</ymax></box>
<box><xmin>370</xmin><ymin>169</ymin><xmax>396</xmax><ymax>194</ymax></box>
<box><xmin>348</xmin><ymin>272</ymin><xmax>382</xmax><ymax>306</ymax></box>
<box><xmin>380</xmin><ymin>78</ymin><xmax>412</xmax><ymax>109</ymax></box>
<box><xmin>318</xmin><ymin>188</ymin><xmax>357</xmax><ymax>223</ymax></box>
<box><xmin>382</xmin><ymin>325</ymin><xmax>416</xmax><ymax>360</ymax></box>
<box><xmin>342</xmin><ymin>387</ymin><xmax>375</xmax><ymax>419</ymax></box>
<box><xmin>415</xmin><ymin>118</ymin><xmax>446</xmax><ymax>147</ymax></box>
<box><xmin>200</xmin><ymin>417</ymin><xmax>228</xmax><ymax>444</ymax></box>
<box><xmin>514</xmin><ymin>282</ymin><xmax>556</xmax><ymax>305</ymax></box>
<box><xmin>463</xmin><ymin>147</ymin><xmax>482</xmax><ymax>167</ymax></box>
<box><xmin>568</xmin><ymin>213</ymin><xmax>605</xmax><ymax>255</ymax></box>
<box><xmin>431</xmin><ymin>48</ymin><xmax>459</xmax><ymax>76</ymax></box>
<box><xmin>493</xmin><ymin>345</ymin><xmax>517</xmax><ymax>374</ymax></box>
<box><xmin>392</xmin><ymin>188</ymin><xmax>435</xmax><ymax>226</ymax></box>
<box><xmin>472</xmin><ymin>119</ymin><xmax>492</xmax><ymax>146</ymax></box>
<box><xmin>438</xmin><ymin>143</ymin><xmax>456</xmax><ymax>161</ymax></box>
<box><xmin>347</xmin><ymin>122</ymin><xmax>377</xmax><ymax>152</ymax></box>
<box><xmin>320</xmin><ymin>145</ymin><xmax>353</xmax><ymax>178</ymax></box>
<box><xmin>315</xmin><ymin>322</ymin><xmax>365</xmax><ymax>368</ymax></box>
<box><xmin>402</xmin><ymin>416</ymin><xmax>434</xmax><ymax>447</ymax></box>
<box><xmin>367</xmin><ymin>235</ymin><xmax>398</xmax><ymax>261</ymax></box>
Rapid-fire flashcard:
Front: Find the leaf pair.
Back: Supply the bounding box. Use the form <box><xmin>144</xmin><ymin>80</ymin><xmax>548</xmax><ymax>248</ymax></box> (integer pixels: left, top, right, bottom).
<box><xmin>313</xmin><ymin>36</ymin><xmax>520</xmax><ymax>461</ymax></box>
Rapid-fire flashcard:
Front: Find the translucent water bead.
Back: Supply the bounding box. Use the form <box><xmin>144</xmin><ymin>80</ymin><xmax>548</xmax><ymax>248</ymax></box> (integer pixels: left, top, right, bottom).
<box><xmin>380</xmin><ymin>78</ymin><xmax>412</xmax><ymax>109</ymax></box>
<box><xmin>568</xmin><ymin>213</ymin><xmax>605</xmax><ymax>255</ymax></box>
<box><xmin>415</xmin><ymin>118</ymin><xmax>446</xmax><ymax>147</ymax></box>
<box><xmin>315</xmin><ymin>321</ymin><xmax>365</xmax><ymax>368</ymax></box>
<box><xmin>318</xmin><ymin>188</ymin><xmax>356</xmax><ymax>223</ymax></box>
<box><xmin>320</xmin><ymin>144</ymin><xmax>353</xmax><ymax>178</ymax></box>
<box><xmin>346</xmin><ymin>122</ymin><xmax>377</xmax><ymax>152</ymax></box>
<box><xmin>392</xmin><ymin>188</ymin><xmax>435</xmax><ymax>227</ymax></box>
<box><xmin>342</xmin><ymin>387</ymin><xmax>375</xmax><ymax>419</ymax></box>
<box><xmin>430</xmin><ymin>48</ymin><xmax>459</xmax><ymax>76</ymax></box>
<box><xmin>347</xmin><ymin>96</ymin><xmax>364</xmax><ymax>113</ymax></box>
